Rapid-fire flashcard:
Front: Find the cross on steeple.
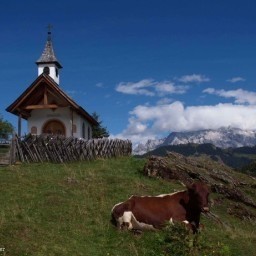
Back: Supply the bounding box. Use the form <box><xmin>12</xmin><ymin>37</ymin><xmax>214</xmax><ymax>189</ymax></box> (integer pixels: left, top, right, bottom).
<box><xmin>47</xmin><ymin>24</ymin><xmax>53</xmax><ymax>40</ymax></box>
<box><xmin>47</xmin><ymin>24</ymin><xmax>53</xmax><ymax>33</ymax></box>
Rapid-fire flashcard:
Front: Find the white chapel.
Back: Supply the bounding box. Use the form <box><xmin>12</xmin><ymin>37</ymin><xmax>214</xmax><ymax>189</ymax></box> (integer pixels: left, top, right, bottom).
<box><xmin>6</xmin><ymin>30</ymin><xmax>98</xmax><ymax>139</ymax></box>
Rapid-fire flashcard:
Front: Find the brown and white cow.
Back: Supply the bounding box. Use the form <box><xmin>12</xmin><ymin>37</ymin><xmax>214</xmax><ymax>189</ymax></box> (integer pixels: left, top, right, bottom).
<box><xmin>111</xmin><ymin>182</ymin><xmax>210</xmax><ymax>233</ymax></box>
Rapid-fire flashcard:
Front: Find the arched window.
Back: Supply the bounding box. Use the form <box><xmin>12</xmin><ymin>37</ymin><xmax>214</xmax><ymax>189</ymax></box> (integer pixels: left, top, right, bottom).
<box><xmin>88</xmin><ymin>127</ymin><xmax>91</xmax><ymax>139</ymax></box>
<box><xmin>82</xmin><ymin>122</ymin><xmax>85</xmax><ymax>139</ymax></box>
<box><xmin>43</xmin><ymin>66</ymin><xmax>50</xmax><ymax>75</ymax></box>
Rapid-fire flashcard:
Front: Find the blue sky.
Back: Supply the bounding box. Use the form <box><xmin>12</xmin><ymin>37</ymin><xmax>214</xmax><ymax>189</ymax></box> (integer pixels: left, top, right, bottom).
<box><xmin>1</xmin><ymin>0</ymin><xmax>256</xmax><ymax>146</ymax></box>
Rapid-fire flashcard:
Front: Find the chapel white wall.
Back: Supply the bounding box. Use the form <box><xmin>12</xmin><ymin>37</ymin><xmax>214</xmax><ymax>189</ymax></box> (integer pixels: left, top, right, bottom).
<box><xmin>27</xmin><ymin>107</ymin><xmax>92</xmax><ymax>139</ymax></box>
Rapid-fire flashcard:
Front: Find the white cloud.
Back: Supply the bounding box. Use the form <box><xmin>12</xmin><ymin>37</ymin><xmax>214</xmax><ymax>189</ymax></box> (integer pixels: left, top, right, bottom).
<box><xmin>96</xmin><ymin>82</ymin><xmax>104</xmax><ymax>88</ymax></box>
<box><xmin>178</xmin><ymin>74</ymin><xmax>210</xmax><ymax>83</ymax></box>
<box><xmin>116</xmin><ymin>79</ymin><xmax>188</xmax><ymax>96</ymax></box>
<box><xmin>156</xmin><ymin>97</ymin><xmax>174</xmax><ymax>105</ymax></box>
<box><xmin>203</xmin><ymin>88</ymin><xmax>215</xmax><ymax>94</ymax></box>
<box><xmin>114</xmin><ymin>101</ymin><xmax>256</xmax><ymax>146</ymax></box>
<box><xmin>204</xmin><ymin>88</ymin><xmax>256</xmax><ymax>105</ymax></box>
<box><xmin>116</xmin><ymin>79</ymin><xmax>155</xmax><ymax>96</ymax></box>
<box><xmin>155</xmin><ymin>82</ymin><xmax>188</xmax><ymax>95</ymax></box>
<box><xmin>227</xmin><ymin>77</ymin><xmax>245</xmax><ymax>83</ymax></box>
<box><xmin>114</xmin><ymin>76</ymin><xmax>256</xmax><ymax>147</ymax></box>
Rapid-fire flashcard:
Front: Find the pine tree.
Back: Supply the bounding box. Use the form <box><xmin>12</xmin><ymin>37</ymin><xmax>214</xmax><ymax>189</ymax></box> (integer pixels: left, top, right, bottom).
<box><xmin>91</xmin><ymin>112</ymin><xmax>109</xmax><ymax>138</ymax></box>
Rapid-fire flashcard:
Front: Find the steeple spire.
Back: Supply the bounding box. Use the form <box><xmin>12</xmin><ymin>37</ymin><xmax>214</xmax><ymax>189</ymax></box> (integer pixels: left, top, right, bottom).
<box><xmin>36</xmin><ymin>26</ymin><xmax>62</xmax><ymax>84</ymax></box>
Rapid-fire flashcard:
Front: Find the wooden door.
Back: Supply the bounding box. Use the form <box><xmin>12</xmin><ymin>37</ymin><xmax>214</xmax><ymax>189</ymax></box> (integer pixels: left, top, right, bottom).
<box><xmin>42</xmin><ymin>120</ymin><xmax>65</xmax><ymax>136</ymax></box>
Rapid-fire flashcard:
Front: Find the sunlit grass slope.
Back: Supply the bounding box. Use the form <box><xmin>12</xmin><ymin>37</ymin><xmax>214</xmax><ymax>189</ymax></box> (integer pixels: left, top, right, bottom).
<box><xmin>0</xmin><ymin>157</ymin><xmax>255</xmax><ymax>255</ymax></box>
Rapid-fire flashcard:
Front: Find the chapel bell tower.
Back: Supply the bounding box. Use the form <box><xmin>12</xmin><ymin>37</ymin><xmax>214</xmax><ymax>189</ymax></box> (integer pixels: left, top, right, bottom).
<box><xmin>36</xmin><ymin>26</ymin><xmax>62</xmax><ymax>84</ymax></box>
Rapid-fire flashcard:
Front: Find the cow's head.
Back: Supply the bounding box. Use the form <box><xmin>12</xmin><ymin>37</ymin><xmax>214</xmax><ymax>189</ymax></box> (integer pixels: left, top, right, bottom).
<box><xmin>187</xmin><ymin>182</ymin><xmax>210</xmax><ymax>212</ymax></box>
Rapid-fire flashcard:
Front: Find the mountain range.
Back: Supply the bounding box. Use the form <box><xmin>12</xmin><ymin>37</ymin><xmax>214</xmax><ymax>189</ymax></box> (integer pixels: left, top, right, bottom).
<box><xmin>133</xmin><ymin>127</ymin><xmax>256</xmax><ymax>155</ymax></box>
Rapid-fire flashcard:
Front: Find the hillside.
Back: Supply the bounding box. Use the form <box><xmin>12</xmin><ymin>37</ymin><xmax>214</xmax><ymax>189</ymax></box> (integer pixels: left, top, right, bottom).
<box><xmin>144</xmin><ymin>152</ymin><xmax>256</xmax><ymax>208</ymax></box>
<box><xmin>0</xmin><ymin>157</ymin><xmax>256</xmax><ymax>255</ymax></box>
<box><xmin>139</xmin><ymin>143</ymin><xmax>256</xmax><ymax>172</ymax></box>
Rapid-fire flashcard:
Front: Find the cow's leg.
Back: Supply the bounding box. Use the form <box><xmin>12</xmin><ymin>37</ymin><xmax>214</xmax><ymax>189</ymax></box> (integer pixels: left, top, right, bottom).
<box><xmin>191</xmin><ymin>214</ymin><xmax>201</xmax><ymax>233</ymax></box>
<box><xmin>182</xmin><ymin>220</ymin><xmax>201</xmax><ymax>234</ymax></box>
<box><xmin>182</xmin><ymin>220</ymin><xmax>196</xmax><ymax>233</ymax></box>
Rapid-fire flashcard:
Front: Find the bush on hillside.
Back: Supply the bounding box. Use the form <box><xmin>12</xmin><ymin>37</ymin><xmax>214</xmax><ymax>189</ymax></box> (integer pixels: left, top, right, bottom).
<box><xmin>159</xmin><ymin>223</ymin><xmax>231</xmax><ymax>256</ymax></box>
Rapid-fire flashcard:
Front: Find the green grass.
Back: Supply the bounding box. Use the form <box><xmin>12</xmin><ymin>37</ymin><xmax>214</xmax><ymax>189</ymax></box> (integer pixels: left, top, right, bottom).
<box><xmin>0</xmin><ymin>157</ymin><xmax>256</xmax><ymax>256</ymax></box>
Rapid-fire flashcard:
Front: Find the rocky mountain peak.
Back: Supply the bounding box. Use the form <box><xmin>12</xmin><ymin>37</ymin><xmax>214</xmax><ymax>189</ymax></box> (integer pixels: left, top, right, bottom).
<box><xmin>133</xmin><ymin>127</ymin><xmax>256</xmax><ymax>155</ymax></box>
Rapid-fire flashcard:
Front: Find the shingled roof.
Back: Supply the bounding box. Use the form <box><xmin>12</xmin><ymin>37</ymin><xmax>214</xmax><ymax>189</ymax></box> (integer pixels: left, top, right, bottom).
<box><xmin>6</xmin><ymin>73</ymin><xmax>98</xmax><ymax>126</ymax></box>
<box><xmin>36</xmin><ymin>32</ymin><xmax>62</xmax><ymax>68</ymax></box>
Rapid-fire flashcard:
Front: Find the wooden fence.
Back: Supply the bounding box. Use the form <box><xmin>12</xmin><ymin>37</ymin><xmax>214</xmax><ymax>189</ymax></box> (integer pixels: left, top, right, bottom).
<box><xmin>14</xmin><ymin>134</ymin><xmax>132</xmax><ymax>163</ymax></box>
<box><xmin>0</xmin><ymin>133</ymin><xmax>14</xmax><ymax>166</ymax></box>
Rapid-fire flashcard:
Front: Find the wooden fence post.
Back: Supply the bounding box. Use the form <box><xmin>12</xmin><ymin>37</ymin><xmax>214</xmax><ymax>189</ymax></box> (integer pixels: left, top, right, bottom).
<box><xmin>9</xmin><ymin>133</ymin><xmax>16</xmax><ymax>165</ymax></box>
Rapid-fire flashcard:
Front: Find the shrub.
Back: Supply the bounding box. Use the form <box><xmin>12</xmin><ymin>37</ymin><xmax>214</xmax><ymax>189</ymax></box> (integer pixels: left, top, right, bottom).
<box><xmin>159</xmin><ymin>223</ymin><xmax>231</xmax><ymax>256</ymax></box>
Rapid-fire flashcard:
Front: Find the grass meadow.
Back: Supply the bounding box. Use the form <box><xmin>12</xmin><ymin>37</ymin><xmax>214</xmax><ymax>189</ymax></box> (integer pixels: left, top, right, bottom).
<box><xmin>0</xmin><ymin>157</ymin><xmax>256</xmax><ymax>255</ymax></box>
